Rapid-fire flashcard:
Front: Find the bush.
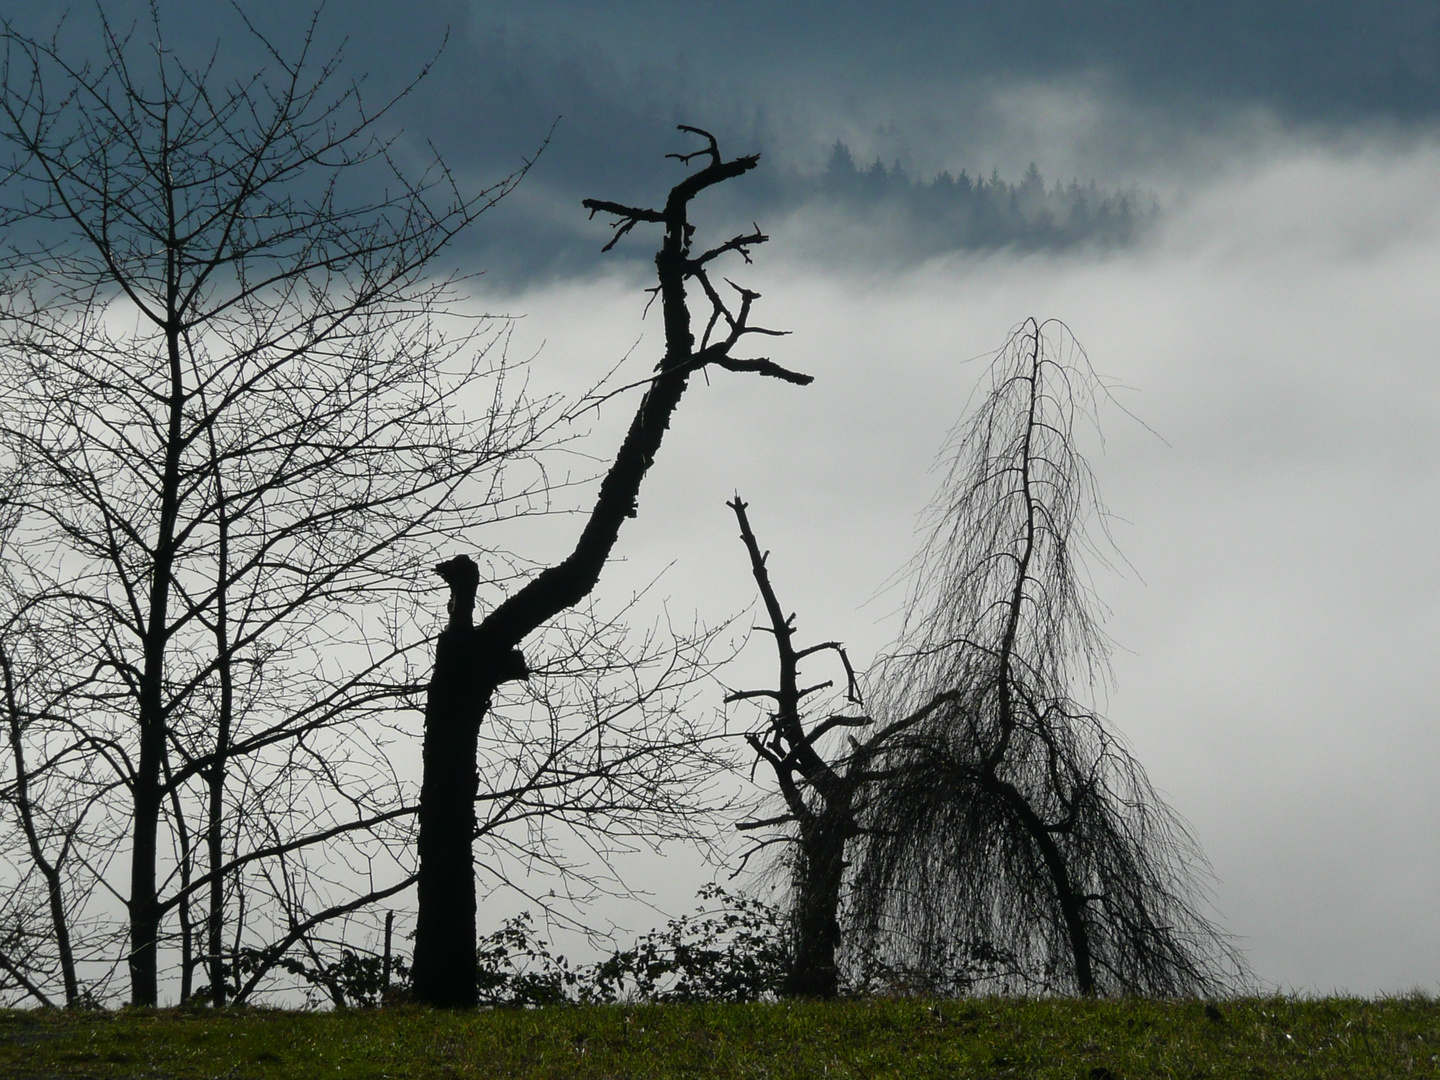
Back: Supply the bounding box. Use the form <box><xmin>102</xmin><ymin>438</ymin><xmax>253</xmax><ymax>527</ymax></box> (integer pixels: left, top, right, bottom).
<box><xmin>208</xmin><ymin>886</ymin><xmax>789</xmax><ymax>1008</ymax></box>
<box><xmin>469</xmin><ymin>885</ymin><xmax>789</xmax><ymax>1006</ymax></box>
<box><xmin>587</xmin><ymin>884</ymin><xmax>788</xmax><ymax>1003</ymax></box>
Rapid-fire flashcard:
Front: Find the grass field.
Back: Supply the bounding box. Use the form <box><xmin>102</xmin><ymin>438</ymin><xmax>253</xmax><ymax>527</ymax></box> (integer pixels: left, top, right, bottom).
<box><xmin>1</xmin><ymin>995</ymin><xmax>1437</xmax><ymax>1079</ymax></box>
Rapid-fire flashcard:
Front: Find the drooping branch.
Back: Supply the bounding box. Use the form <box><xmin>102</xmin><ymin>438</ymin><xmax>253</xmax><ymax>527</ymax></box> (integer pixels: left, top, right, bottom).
<box><xmin>850</xmin><ymin>318</ymin><xmax>1247</xmax><ymax>998</ymax></box>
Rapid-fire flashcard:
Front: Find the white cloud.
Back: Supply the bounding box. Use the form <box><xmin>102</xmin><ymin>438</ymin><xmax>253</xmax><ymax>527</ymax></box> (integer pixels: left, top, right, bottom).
<box><xmin>465</xmin><ymin>134</ymin><xmax>1440</xmax><ymax>992</ymax></box>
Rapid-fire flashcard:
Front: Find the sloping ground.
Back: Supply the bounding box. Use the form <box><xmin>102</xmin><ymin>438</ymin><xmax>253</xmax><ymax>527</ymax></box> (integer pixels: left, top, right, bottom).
<box><xmin>1</xmin><ymin>996</ymin><xmax>1436</xmax><ymax>1079</ymax></box>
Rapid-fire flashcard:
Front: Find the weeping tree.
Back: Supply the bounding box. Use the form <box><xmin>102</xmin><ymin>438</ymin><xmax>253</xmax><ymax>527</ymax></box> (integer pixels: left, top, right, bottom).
<box><xmin>851</xmin><ymin>318</ymin><xmax>1245</xmax><ymax>997</ymax></box>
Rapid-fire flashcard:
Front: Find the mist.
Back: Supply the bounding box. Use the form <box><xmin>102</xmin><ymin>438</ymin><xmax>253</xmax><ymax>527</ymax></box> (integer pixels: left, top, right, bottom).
<box><xmin>470</xmin><ymin>133</ymin><xmax>1440</xmax><ymax>994</ymax></box>
<box><xmin>4</xmin><ymin>0</ymin><xmax>1437</xmax><ymax>1002</ymax></box>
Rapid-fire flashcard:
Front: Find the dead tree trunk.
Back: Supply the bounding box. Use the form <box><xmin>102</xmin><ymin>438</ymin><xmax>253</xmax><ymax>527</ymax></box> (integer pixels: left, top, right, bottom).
<box><xmin>413</xmin><ymin>558</ymin><xmax>529</xmax><ymax>1007</ymax></box>
<box><xmin>725</xmin><ymin>497</ymin><xmax>862</xmax><ymax>999</ymax></box>
<box><xmin>725</xmin><ymin>497</ymin><xmax>951</xmax><ymax>998</ymax></box>
<box><xmin>786</xmin><ymin>805</ymin><xmax>854</xmax><ymax>998</ymax></box>
<box><xmin>412</xmin><ymin>127</ymin><xmax>812</xmax><ymax>1008</ymax></box>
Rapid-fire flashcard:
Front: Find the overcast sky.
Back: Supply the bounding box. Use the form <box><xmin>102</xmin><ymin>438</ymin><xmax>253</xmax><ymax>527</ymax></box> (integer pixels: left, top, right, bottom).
<box><xmin>9</xmin><ymin>1</ymin><xmax>1439</xmax><ymax>996</ymax></box>
<box><xmin>452</xmin><ymin>2</ymin><xmax>1440</xmax><ymax>996</ymax></box>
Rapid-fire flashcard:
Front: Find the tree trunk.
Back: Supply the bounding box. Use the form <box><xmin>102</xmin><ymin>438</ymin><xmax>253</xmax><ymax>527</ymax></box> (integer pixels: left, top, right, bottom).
<box><xmin>206</xmin><ymin>471</ymin><xmax>233</xmax><ymax>1007</ymax></box>
<box><xmin>129</xmin><ymin>722</ymin><xmax>164</xmax><ymax>1005</ymax></box>
<box><xmin>411</xmin><ymin>557</ymin><xmax>490</xmax><ymax>1007</ymax></box>
<box><xmin>984</xmin><ymin>769</ymin><xmax>1096</xmax><ymax>994</ymax></box>
<box><xmin>727</xmin><ymin>496</ymin><xmax>862</xmax><ymax>1000</ymax></box>
<box><xmin>2</xmin><ymin>643</ymin><xmax>80</xmax><ymax>1005</ymax></box>
<box><xmin>785</xmin><ymin>806</ymin><xmax>851</xmax><ymax>998</ymax></box>
<box><xmin>165</xmin><ymin>771</ymin><xmax>196</xmax><ymax>1003</ymax></box>
<box><xmin>410</xmin><ymin>132</ymin><xmax>803</xmax><ymax>1007</ymax></box>
<box><xmin>129</xmin><ymin>324</ymin><xmax>186</xmax><ymax>1006</ymax></box>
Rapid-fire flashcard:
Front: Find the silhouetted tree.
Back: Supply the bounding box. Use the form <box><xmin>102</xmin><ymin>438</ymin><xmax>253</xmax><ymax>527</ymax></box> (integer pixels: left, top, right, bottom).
<box><xmin>0</xmin><ymin>633</ymin><xmax>87</xmax><ymax>1007</ymax></box>
<box><xmin>412</xmin><ymin>126</ymin><xmax>813</xmax><ymax>1008</ymax></box>
<box><xmin>724</xmin><ymin>497</ymin><xmax>955</xmax><ymax>998</ymax></box>
<box><xmin>0</xmin><ymin>10</ymin><xmax>539</xmax><ymax>1007</ymax></box>
<box><xmin>850</xmin><ymin>319</ymin><xmax>1245</xmax><ymax>996</ymax></box>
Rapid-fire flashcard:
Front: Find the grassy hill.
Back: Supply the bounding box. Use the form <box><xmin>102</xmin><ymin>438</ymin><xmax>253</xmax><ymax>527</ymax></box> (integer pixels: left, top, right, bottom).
<box><xmin>2</xmin><ymin>995</ymin><xmax>1437</xmax><ymax>1079</ymax></box>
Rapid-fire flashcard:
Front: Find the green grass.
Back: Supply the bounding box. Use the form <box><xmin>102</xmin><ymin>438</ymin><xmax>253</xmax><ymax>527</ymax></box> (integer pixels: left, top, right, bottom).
<box><xmin>1</xmin><ymin>996</ymin><xmax>1437</xmax><ymax>1079</ymax></box>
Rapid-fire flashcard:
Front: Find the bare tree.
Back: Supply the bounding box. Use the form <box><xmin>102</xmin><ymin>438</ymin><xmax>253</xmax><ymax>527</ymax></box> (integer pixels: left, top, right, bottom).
<box><xmin>0</xmin><ymin>635</ymin><xmax>92</xmax><ymax>1007</ymax></box>
<box><xmin>200</xmin><ymin>591</ymin><xmax>739</xmax><ymax>1009</ymax></box>
<box><xmin>413</xmin><ymin>126</ymin><xmax>813</xmax><ymax>1007</ymax></box>
<box><xmin>723</xmin><ymin>496</ymin><xmax>959</xmax><ymax>999</ymax></box>
<box><xmin>849</xmin><ymin>318</ymin><xmax>1245</xmax><ymax>996</ymax></box>
<box><xmin>0</xmin><ymin>10</ymin><xmax>543</xmax><ymax>1006</ymax></box>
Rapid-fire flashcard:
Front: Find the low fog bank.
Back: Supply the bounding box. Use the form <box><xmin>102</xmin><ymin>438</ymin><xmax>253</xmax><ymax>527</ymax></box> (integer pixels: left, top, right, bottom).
<box><xmin>470</xmin><ymin>136</ymin><xmax>1440</xmax><ymax>994</ymax></box>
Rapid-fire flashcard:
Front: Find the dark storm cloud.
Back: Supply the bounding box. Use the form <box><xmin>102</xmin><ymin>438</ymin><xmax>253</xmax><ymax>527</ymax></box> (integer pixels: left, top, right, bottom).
<box><xmin>419</xmin><ymin>1</ymin><xmax>1440</xmax><ymax>171</ymax></box>
<box><xmin>7</xmin><ymin>1</ymin><xmax>1439</xmax><ymax>279</ymax></box>
<box><xmin>349</xmin><ymin>0</ymin><xmax>1440</xmax><ymax>278</ymax></box>
<box><xmin>21</xmin><ymin>1</ymin><xmax>1440</xmax><ymax>153</ymax></box>
<box><xmin>539</xmin><ymin>0</ymin><xmax>1440</xmax><ymax>119</ymax></box>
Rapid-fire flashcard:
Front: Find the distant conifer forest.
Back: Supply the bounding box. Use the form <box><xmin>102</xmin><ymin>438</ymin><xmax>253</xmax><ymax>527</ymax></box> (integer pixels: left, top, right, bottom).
<box><xmin>458</xmin><ymin>138</ymin><xmax>1159</xmax><ymax>280</ymax></box>
<box><xmin>792</xmin><ymin>140</ymin><xmax>1158</xmax><ymax>253</ymax></box>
